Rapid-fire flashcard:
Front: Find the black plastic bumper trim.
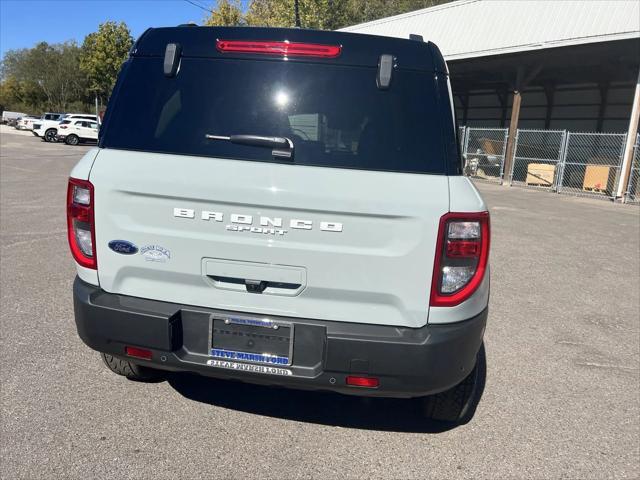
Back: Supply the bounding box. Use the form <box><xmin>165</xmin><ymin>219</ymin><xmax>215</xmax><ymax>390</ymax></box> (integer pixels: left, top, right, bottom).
<box><xmin>73</xmin><ymin>277</ymin><xmax>487</xmax><ymax>398</ymax></box>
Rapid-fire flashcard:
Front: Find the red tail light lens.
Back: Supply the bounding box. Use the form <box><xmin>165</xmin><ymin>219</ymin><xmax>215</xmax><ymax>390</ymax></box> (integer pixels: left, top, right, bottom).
<box><xmin>216</xmin><ymin>40</ymin><xmax>342</xmax><ymax>58</ymax></box>
<box><xmin>430</xmin><ymin>212</ymin><xmax>490</xmax><ymax>307</ymax></box>
<box><xmin>125</xmin><ymin>346</ymin><xmax>153</xmax><ymax>360</ymax></box>
<box><xmin>67</xmin><ymin>178</ymin><xmax>96</xmax><ymax>269</ymax></box>
<box><xmin>346</xmin><ymin>376</ymin><xmax>379</xmax><ymax>388</ymax></box>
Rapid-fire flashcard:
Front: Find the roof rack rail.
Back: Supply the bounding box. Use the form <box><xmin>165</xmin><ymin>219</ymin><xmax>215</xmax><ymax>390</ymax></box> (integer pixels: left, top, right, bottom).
<box><xmin>409</xmin><ymin>34</ymin><xmax>424</xmax><ymax>42</ymax></box>
<box><xmin>178</xmin><ymin>22</ymin><xmax>198</xmax><ymax>27</ymax></box>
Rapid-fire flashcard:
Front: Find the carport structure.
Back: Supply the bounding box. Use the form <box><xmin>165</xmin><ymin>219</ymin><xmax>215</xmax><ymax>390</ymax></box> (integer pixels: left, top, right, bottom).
<box><xmin>340</xmin><ymin>0</ymin><xmax>640</xmax><ymax>200</ymax></box>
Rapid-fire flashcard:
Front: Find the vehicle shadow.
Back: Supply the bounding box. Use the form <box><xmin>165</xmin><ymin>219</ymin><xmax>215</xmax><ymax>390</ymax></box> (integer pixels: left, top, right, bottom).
<box><xmin>167</xmin><ymin>345</ymin><xmax>487</xmax><ymax>433</ymax></box>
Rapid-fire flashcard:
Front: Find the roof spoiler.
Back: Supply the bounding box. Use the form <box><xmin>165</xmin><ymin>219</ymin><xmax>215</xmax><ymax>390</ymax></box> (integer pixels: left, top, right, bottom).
<box><xmin>409</xmin><ymin>34</ymin><xmax>424</xmax><ymax>42</ymax></box>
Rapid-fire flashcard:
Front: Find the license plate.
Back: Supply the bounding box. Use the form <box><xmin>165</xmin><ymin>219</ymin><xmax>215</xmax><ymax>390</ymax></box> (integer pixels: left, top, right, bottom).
<box><xmin>209</xmin><ymin>314</ymin><xmax>293</xmax><ymax>366</ymax></box>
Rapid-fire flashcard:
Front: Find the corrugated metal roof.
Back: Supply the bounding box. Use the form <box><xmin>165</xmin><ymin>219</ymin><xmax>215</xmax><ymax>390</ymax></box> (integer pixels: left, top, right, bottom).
<box><xmin>339</xmin><ymin>0</ymin><xmax>640</xmax><ymax>60</ymax></box>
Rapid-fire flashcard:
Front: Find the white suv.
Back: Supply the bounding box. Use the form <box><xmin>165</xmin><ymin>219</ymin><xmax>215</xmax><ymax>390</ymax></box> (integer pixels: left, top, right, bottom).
<box><xmin>57</xmin><ymin>119</ymin><xmax>98</xmax><ymax>145</ymax></box>
<box><xmin>31</xmin><ymin>113</ymin><xmax>65</xmax><ymax>141</ymax></box>
<box><xmin>16</xmin><ymin>115</ymin><xmax>40</xmax><ymax>130</ymax></box>
<box><xmin>33</xmin><ymin>113</ymin><xmax>99</xmax><ymax>142</ymax></box>
<box><xmin>68</xmin><ymin>27</ymin><xmax>490</xmax><ymax>423</ymax></box>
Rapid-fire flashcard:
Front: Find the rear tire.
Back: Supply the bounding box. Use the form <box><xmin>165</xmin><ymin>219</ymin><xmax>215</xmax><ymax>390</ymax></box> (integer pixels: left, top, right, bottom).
<box><xmin>422</xmin><ymin>345</ymin><xmax>485</xmax><ymax>424</ymax></box>
<box><xmin>65</xmin><ymin>134</ymin><xmax>79</xmax><ymax>146</ymax></box>
<box><xmin>101</xmin><ymin>353</ymin><xmax>165</xmax><ymax>382</ymax></box>
<box><xmin>44</xmin><ymin>129</ymin><xmax>57</xmax><ymax>142</ymax></box>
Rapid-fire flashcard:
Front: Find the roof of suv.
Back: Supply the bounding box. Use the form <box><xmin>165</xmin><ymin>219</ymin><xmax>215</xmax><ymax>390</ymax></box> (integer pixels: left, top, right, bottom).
<box><xmin>132</xmin><ymin>26</ymin><xmax>447</xmax><ymax>73</ymax></box>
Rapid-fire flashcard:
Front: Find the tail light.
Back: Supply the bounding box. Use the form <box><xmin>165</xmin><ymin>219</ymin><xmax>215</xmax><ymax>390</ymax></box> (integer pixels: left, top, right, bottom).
<box><xmin>430</xmin><ymin>212</ymin><xmax>490</xmax><ymax>307</ymax></box>
<box><xmin>216</xmin><ymin>40</ymin><xmax>341</xmax><ymax>58</ymax></box>
<box><xmin>59</xmin><ymin>125</ymin><xmax>68</xmax><ymax>129</ymax></box>
<box><xmin>67</xmin><ymin>178</ymin><xmax>96</xmax><ymax>269</ymax></box>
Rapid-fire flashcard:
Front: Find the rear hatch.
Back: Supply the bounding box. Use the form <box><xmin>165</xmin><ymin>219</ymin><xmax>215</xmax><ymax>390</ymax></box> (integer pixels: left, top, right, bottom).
<box><xmin>91</xmin><ymin>27</ymin><xmax>458</xmax><ymax>328</ymax></box>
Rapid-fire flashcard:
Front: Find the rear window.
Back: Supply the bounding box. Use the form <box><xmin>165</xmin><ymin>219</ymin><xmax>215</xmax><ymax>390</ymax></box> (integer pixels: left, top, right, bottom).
<box><xmin>102</xmin><ymin>57</ymin><xmax>449</xmax><ymax>174</ymax></box>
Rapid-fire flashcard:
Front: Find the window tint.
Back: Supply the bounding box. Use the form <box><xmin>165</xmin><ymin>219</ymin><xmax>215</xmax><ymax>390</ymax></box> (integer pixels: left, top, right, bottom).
<box><xmin>102</xmin><ymin>57</ymin><xmax>448</xmax><ymax>174</ymax></box>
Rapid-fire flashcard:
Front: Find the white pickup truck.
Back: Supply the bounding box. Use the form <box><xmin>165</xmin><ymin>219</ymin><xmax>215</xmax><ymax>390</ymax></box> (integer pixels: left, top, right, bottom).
<box><xmin>68</xmin><ymin>26</ymin><xmax>490</xmax><ymax>423</ymax></box>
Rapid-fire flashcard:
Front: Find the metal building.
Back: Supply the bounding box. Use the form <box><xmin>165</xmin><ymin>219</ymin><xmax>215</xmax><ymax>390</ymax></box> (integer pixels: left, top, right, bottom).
<box><xmin>340</xmin><ymin>0</ymin><xmax>640</xmax><ymax>201</ymax></box>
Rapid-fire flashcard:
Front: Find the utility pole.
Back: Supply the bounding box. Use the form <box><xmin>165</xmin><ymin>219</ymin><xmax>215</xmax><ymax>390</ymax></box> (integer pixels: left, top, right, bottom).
<box><xmin>94</xmin><ymin>92</ymin><xmax>100</xmax><ymax>131</ymax></box>
<box><xmin>294</xmin><ymin>0</ymin><xmax>301</xmax><ymax>27</ymax></box>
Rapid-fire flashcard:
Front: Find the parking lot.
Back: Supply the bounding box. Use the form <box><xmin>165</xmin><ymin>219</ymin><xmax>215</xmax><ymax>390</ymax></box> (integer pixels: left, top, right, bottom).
<box><xmin>1</xmin><ymin>126</ymin><xmax>638</xmax><ymax>479</ymax></box>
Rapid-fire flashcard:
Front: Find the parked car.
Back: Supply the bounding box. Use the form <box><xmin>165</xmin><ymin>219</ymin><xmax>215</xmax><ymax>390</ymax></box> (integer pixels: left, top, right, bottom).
<box><xmin>68</xmin><ymin>26</ymin><xmax>490</xmax><ymax>424</ymax></box>
<box><xmin>31</xmin><ymin>112</ymin><xmax>65</xmax><ymax>141</ymax></box>
<box><xmin>15</xmin><ymin>115</ymin><xmax>40</xmax><ymax>130</ymax></box>
<box><xmin>57</xmin><ymin>119</ymin><xmax>98</xmax><ymax>145</ymax></box>
<box><xmin>34</xmin><ymin>113</ymin><xmax>99</xmax><ymax>142</ymax></box>
<box><xmin>1</xmin><ymin>111</ymin><xmax>27</xmax><ymax>124</ymax></box>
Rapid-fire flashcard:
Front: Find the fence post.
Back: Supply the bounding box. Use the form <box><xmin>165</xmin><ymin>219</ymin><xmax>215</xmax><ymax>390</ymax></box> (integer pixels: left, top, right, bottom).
<box><xmin>613</xmin><ymin>133</ymin><xmax>629</xmax><ymax>199</ymax></box>
<box><xmin>463</xmin><ymin>127</ymin><xmax>469</xmax><ymax>158</ymax></box>
<box><xmin>617</xmin><ymin>68</ymin><xmax>640</xmax><ymax>202</ymax></box>
<box><xmin>507</xmin><ymin>129</ymin><xmax>520</xmax><ymax>186</ymax></box>
<box><xmin>554</xmin><ymin>130</ymin><xmax>568</xmax><ymax>192</ymax></box>
<box><xmin>462</xmin><ymin>127</ymin><xmax>471</xmax><ymax>172</ymax></box>
<box><xmin>556</xmin><ymin>131</ymin><xmax>570</xmax><ymax>193</ymax></box>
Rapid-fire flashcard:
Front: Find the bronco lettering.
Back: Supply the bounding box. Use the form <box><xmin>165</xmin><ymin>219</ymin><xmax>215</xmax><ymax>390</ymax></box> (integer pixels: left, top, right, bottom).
<box><xmin>174</xmin><ymin>207</ymin><xmax>343</xmax><ymax>232</ymax></box>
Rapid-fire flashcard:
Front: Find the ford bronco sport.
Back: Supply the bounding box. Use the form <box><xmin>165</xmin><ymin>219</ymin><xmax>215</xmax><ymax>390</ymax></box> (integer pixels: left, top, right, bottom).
<box><xmin>69</xmin><ymin>26</ymin><xmax>490</xmax><ymax>423</ymax></box>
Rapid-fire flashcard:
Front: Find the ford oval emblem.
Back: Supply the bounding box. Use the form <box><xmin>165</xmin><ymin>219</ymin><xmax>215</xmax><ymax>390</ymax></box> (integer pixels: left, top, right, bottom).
<box><xmin>108</xmin><ymin>240</ymin><xmax>139</xmax><ymax>255</ymax></box>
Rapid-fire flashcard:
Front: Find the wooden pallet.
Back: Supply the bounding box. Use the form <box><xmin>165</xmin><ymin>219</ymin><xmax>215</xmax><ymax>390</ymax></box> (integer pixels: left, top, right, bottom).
<box><xmin>582</xmin><ymin>186</ymin><xmax>608</xmax><ymax>194</ymax></box>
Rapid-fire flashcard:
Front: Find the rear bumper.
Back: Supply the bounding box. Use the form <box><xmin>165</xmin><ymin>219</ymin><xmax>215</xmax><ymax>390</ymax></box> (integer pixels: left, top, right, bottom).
<box><xmin>73</xmin><ymin>278</ymin><xmax>487</xmax><ymax>398</ymax></box>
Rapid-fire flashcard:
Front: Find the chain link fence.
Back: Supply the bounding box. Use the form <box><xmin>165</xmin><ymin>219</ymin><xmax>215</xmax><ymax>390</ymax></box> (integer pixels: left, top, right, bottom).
<box><xmin>626</xmin><ymin>134</ymin><xmax>640</xmax><ymax>204</ymax></box>
<box><xmin>459</xmin><ymin>127</ymin><xmax>636</xmax><ymax>203</ymax></box>
<box><xmin>556</xmin><ymin>132</ymin><xmax>627</xmax><ymax>199</ymax></box>
<box><xmin>461</xmin><ymin>128</ymin><xmax>508</xmax><ymax>183</ymax></box>
<box><xmin>509</xmin><ymin>129</ymin><xmax>567</xmax><ymax>190</ymax></box>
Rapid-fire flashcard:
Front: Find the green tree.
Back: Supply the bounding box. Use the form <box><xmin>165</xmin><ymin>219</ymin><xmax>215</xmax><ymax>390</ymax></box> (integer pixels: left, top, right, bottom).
<box><xmin>201</xmin><ymin>0</ymin><xmax>454</xmax><ymax>31</ymax></box>
<box><xmin>245</xmin><ymin>0</ymin><xmax>348</xmax><ymax>29</ymax></box>
<box><xmin>242</xmin><ymin>0</ymin><xmax>452</xmax><ymax>29</ymax></box>
<box><xmin>1</xmin><ymin>42</ymin><xmax>86</xmax><ymax>111</ymax></box>
<box><xmin>344</xmin><ymin>0</ymin><xmax>452</xmax><ymax>27</ymax></box>
<box><xmin>79</xmin><ymin>21</ymin><xmax>133</xmax><ymax>103</ymax></box>
<box><xmin>203</xmin><ymin>0</ymin><xmax>245</xmax><ymax>26</ymax></box>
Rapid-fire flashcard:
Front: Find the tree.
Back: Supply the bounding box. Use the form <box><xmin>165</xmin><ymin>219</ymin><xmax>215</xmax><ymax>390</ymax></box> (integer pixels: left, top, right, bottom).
<box><xmin>200</xmin><ymin>0</ymin><xmax>454</xmax><ymax>30</ymax></box>
<box><xmin>79</xmin><ymin>21</ymin><xmax>133</xmax><ymax>103</ymax></box>
<box><xmin>241</xmin><ymin>0</ymin><xmax>452</xmax><ymax>29</ymax></box>
<box><xmin>203</xmin><ymin>0</ymin><xmax>245</xmax><ymax>26</ymax></box>
<box><xmin>344</xmin><ymin>0</ymin><xmax>452</xmax><ymax>28</ymax></box>
<box><xmin>1</xmin><ymin>42</ymin><xmax>86</xmax><ymax>111</ymax></box>
<box><xmin>245</xmin><ymin>0</ymin><xmax>348</xmax><ymax>29</ymax></box>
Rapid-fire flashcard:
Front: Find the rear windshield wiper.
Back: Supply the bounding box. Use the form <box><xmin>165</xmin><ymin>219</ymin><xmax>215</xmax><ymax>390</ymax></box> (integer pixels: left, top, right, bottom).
<box><xmin>205</xmin><ymin>134</ymin><xmax>294</xmax><ymax>160</ymax></box>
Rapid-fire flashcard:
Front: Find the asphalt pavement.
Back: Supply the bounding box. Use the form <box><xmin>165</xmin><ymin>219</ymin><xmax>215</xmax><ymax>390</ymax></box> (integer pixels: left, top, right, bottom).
<box><xmin>1</xmin><ymin>125</ymin><xmax>639</xmax><ymax>479</ymax></box>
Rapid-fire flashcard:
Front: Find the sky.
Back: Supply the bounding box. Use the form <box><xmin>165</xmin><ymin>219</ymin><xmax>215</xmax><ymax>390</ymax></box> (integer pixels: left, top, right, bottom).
<box><xmin>0</xmin><ymin>0</ymin><xmax>250</xmax><ymax>59</ymax></box>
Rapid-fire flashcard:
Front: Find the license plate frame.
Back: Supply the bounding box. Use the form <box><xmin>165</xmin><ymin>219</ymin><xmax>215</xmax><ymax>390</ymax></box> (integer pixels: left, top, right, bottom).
<box><xmin>208</xmin><ymin>313</ymin><xmax>294</xmax><ymax>367</ymax></box>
